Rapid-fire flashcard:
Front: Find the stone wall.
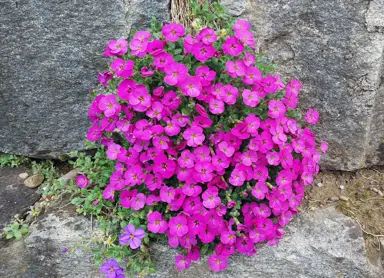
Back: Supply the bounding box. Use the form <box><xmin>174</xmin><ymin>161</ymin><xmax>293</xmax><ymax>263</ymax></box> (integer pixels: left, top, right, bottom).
<box><xmin>0</xmin><ymin>0</ymin><xmax>383</xmax><ymax>170</ymax></box>
<box><xmin>0</xmin><ymin>0</ymin><xmax>170</xmax><ymax>159</ymax></box>
<box><xmin>222</xmin><ymin>0</ymin><xmax>384</xmax><ymax>170</ymax></box>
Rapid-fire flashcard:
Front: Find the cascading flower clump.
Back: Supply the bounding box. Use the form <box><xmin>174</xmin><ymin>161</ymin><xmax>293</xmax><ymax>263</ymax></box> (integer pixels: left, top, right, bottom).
<box><xmin>86</xmin><ymin>8</ymin><xmax>327</xmax><ymax>275</ymax></box>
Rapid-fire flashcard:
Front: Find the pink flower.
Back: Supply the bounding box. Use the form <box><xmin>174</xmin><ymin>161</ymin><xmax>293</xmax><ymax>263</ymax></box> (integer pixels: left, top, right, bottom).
<box><xmin>229</xmin><ymin>168</ymin><xmax>246</xmax><ymax>186</ymax></box>
<box><xmin>175</xmin><ymin>254</ymin><xmax>191</xmax><ymax>270</ymax></box>
<box><xmin>106</xmin><ymin>143</ymin><xmax>121</xmax><ymax>160</ymax></box>
<box><xmin>87</xmin><ymin>125</ymin><xmax>102</xmax><ymax>141</ymax></box>
<box><xmin>103</xmin><ymin>38</ymin><xmax>128</xmax><ymax>56</ymax></box>
<box><xmin>220</xmin><ymin>231</ymin><xmax>236</xmax><ymax>245</ymax></box>
<box><xmin>193</xmin><ymin>43</ymin><xmax>215</xmax><ymax>62</ymax></box>
<box><xmin>169</xmin><ymin>215</ymin><xmax>189</xmax><ymax>237</ymax></box>
<box><xmin>183</xmin><ymin>126</ymin><xmax>205</xmax><ymax>147</ymax></box>
<box><xmin>208</xmin><ymin>254</ymin><xmax>228</xmax><ymax>272</ymax></box>
<box><xmin>131</xmin><ymin>193</ymin><xmax>146</xmax><ymax>210</ymax></box>
<box><xmin>226</xmin><ymin>60</ymin><xmax>246</xmax><ymax>77</ymax></box>
<box><xmin>268</xmin><ymin>100</ymin><xmax>286</xmax><ymax>119</ymax></box>
<box><xmin>141</xmin><ymin>66</ymin><xmax>154</xmax><ymax>77</ymax></box>
<box><xmin>130</xmin><ymin>39</ymin><xmax>148</xmax><ymax>58</ymax></box>
<box><xmin>209</xmin><ymin>98</ymin><xmax>225</xmax><ymax>114</ymax></box>
<box><xmin>252</xmin><ymin>181</ymin><xmax>268</xmax><ymax>199</ymax></box>
<box><xmin>154</xmin><ymin>53</ymin><xmax>174</xmax><ymax>69</ymax></box>
<box><xmin>305</xmin><ymin>109</ymin><xmax>319</xmax><ymax>124</ymax></box>
<box><xmin>129</xmin><ymin>85</ymin><xmax>151</xmax><ymax>112</ymax></box>
<box><xmin>181</xmin><ymin>76</ymin><xmax>202</xmax><ymax>97</ymax></box>
<box><xmin>98</xmin><ymin>71</ymin><xmax>113</xmax><ymax>86</ymax></box>
<box><xmin>111</xmin><ymin>58</ymin><xmax>134</xmax><ymax>78</ymax></box>
<box><xmin>194</xmin><ymin>161</ymin><xmax>214</xmax><ymax>183</ymax></box>
<box><xmin>117</xmin><ymin>79</ymin><xmax>136</xmax><ymax>101</ymax></box>
<box><xmin>217</xmin><ymin>141</ymin><xmax>235</xmax><ymax>157</ymax></box>
<box><xmin>146</xmin><ymin>101</ymin><xmax>163</xmax><ymax>120</ymax></box>
<box><xmin>199</xmin><ymin>28</ymin><xmax>217</xmax><ymax>44</ymax></box>
<box><xmin>164</xmin><ymin>63</ymin><xmax>188</xmax><ymax>86</ymax></box>
<box><xmin>162</xmin><ymin>23</ymin><xmax>185</xmax><ymax>42</ymax></box>
<box><xmin>154</xmin><ymin>154</ymin><xmax>176</xmax><ymax>179</ymax></box>
<box><xmin>266</xmin><ymin>151</ymin><xmax>281</xmax><ymax>166</ymax></box>
<box><xmin>133</xmin><ymin>30</ymin><xmax>151</xmax><ymax>42</ymax></box>
<box><xmin>243</xmin><ymin>52</ymin><xmax>255</xmax><ymax>66</ymax></box>
<box><xmin>222</xmin><ymin>36</ymin><xmax>244</xmax><ymax>57</ymax></box>
<box><xmin>236</xmin><ymin>31</ymin><xmax>255</xmax><ymax>48</ymax></box>
<box><xmin>233</xmin><ymin>20</ymin><xmax>251</xmax><ymax>32</ymax></box>
<box><xmin>242</xmin><ymin>89</ymin><xmax>259</xmax><ymax>107</ymax></box>
<box><xmin>261</xmin><ymin>75</ymin><xmax>278</xmax><ymax>93</ymax></box>
<box><xmin>196</xmin><ymin>66</ymin><xmax>216</xmax><ymax>86</ymax></box>
<box><xmin>202</xmin><ymin>187</ymin><xmax>221</xmax><ymax>209</ymax></box>
<box><xmin>98</xmin><ymin>95</ymin><xmax>121</xmax><ymax>117</ymax></box>
<box><xmin>320</xmin><ymin>141</ymin><xmax>328</xmax><ymax>153</ymax></box>
<box><xmin>119</xmin><ymin>224</ymin><xmax>145</xmax><ymax>249</ymax></box>
<box><xmin>75</xmin><ymin>174</ymin><xmax>89</xmax><ymax>188</ymax></box>
<box><xmin>243</xmin><ymin>67</ymin><xmax>262</xmax><ymax>85</ymax></box>
<box><xmin>152</xmin><ymin>136</ymin><xmax>170</xmax><ymax>150</ymax></box>
<box><xmin>147</xmin><ymin>211</ymin><xmax>168</xmax><ymax>233</ymax></box>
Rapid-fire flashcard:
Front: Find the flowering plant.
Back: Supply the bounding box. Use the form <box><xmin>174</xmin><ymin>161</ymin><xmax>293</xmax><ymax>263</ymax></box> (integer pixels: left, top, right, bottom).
<box><xmin>74</xmin><ymin>1</ymin><xmax>327</xmax><ymax>276</ymax></box>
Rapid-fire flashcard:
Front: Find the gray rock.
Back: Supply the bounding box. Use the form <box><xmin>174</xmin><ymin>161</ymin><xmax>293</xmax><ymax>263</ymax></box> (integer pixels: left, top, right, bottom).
<box><xmin>24</xmin><ymin>174</ymin><xmax>45</xmax><ymax>188</ymax></box>
<box><xmin>222</xmin><ymin>0</ymin><xmax>384</xmax><ymax>171</ymax></box>
<box><xmin>0</xmin><ymin>198</ymin><xmax>102</xmax><ymax>278</ymax></box>
<box><xmin>152</xmin><ymin>207</ymin><xmax>383</xmax><ymax>278</ymax></box>
<box><xmin>0</xmin><ymin>167</ymin><xmax>40</xmax><ymax>230</ymax></box>
<box><xmin>18</xmin><ymin>173</ymin><xmax>29</xmax><ymax>180</ymax></box>
<box><xmin>0</xmin><ymin>0</ymin><xmax>170</xmax><ymax>159</ymax></box>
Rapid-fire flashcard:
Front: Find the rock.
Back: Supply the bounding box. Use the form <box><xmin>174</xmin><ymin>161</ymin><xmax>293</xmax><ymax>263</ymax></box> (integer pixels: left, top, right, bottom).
<box><xmin>329</xmin><ymin>196</ymin><xmax>340</xmax><ymax>202</ymax></box>
<box><xmin>18</xmin><ymin>173</ymin><xmax>29</xmax><ymax>180</ymax></box>
<box><xmin>58</xmin><ymin>169</ymin><xmax>81</xmax><ymax>184</ymax></box>
<box><xmin>153</xmin><ymin>207</ymin><xmax>383</xmax><ymax>277</ymax></box>
<box><xmin>221</xmin><ymin>0</ymin><xmax>384</xmax><ymax>171</ymax></box>
<box><xmin>340</xmin><ymin>196</ymin><xmax>349</xmax><ymax>201</ymax></box>
<box><xmin>0</xmin><ymin>197</ymin><xmax>102</xmax><ymax>278</ymax></box>
<box><xmin>378</xmin><ymin>190</ymin><xmax>384</xmax><ymax>197</ymax></box>
<box><xmin>0</xmin><ymin>0</ymin><xmax>170</xmax><ymax>159</ymax></box>
<box><xmin>24</xmin><ymin>174</ymin><xmax>45</xmax><ymax>188</ymax></box>
<box><xmin>0</xmin><ymin>167</ymin><xmax>41</xmax><ymax>229</ymax></box>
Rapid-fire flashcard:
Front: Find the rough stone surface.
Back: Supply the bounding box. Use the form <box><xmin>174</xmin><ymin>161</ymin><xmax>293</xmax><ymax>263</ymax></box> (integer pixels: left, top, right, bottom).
<box><xmin>222</xmin><ymin>0</ymin><xmax>384</xmax><ymax>170</ymax></box>
<box><xmin>0</xmin><ymin>198</ymin><xmax>102</xmax><ymax>278</ymax></box>
<box><xmin>0</xmin><ymin>167</ymin><xmax>40</xmax><ymax>229</ymax></box>
<box><xmin>153</xmin><ymin>207</ymin><xmax>383</xmax><ymax>278</ymax></box>
<box><xmin>24</xmin><ymin>174</ymin><xmax>44</xmax><ymax>188</ymax></box>
<box><xmin>18</xmin><ymin>173</ymin><xmax>29</xmax><ymax>180</ymax></box>
<box><xmin>0</xmin><ymin>0</ymin><xmax>170</xmax><ymax>159</ymax></box>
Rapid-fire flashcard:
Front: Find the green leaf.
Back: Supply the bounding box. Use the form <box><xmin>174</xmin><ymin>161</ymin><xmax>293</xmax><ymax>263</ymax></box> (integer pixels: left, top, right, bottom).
<box><xmin>14</xmin><ymin>231</ymin><xmax>22</xmax><ymax>240</ymax></box>
<box><xmin>71</xmin><ymin>198</ymin><xmax>83</xmax><ymax>205</ymax></box>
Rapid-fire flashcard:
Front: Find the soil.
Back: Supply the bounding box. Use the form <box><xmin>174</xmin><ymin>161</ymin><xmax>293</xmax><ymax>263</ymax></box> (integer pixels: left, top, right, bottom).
<box><xmin>303</xmin><ymin>166</ymin><xmax>384</xmax><ymax>267</ymax></box>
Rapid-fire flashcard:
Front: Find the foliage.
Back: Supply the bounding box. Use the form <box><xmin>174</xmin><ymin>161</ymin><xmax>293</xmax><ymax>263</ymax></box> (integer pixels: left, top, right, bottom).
<box><xmin>3</xmin><ymin>222</ymin><xmax>29</xmax><ymax>240</ymax></box>
<box><xmin>70</xmin><ymin>0</ymin><xmax>327</xmax><ymax>277</ymax></box>
<box><xmin>0</xmin><ymin>153</ymin><xmax>29</xmax><ymax>168</ymax></box>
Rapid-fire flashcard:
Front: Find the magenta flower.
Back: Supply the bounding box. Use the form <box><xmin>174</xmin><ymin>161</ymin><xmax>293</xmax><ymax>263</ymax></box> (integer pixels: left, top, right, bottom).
<box><xmin>193</xmin><ymin>43</ymin><xmax>215</xmax><ymax>62</ymax></box>
<box><xmin>128</xmin><ymin>85</ymin><xmax>151</xmax><ymax>112</ymax></box>
<box><xmin>169</xmin><ymin>215</ymin><xmax>189</xmax><ymax>237</ymax></box>
<box><xmin>141</xmin><ymin>66</ymin><xmax>154</xmax><ymax>77</ymax></box>
<box><xmin>320</xmin><ymin>141</ymin><xmax>328</xmax><ymax>153</ymax></box>
<box><xmin>229</xmin><ymin>168</ymin><xmax>246</xmax><ymax>186</ymax></box>
<box><xmin>164</xmin><ymin>63</ymin><xmax>188</xmax><ymax>86</ymax></box>
<box><xmin>305</xmin><ymin>109</ymin><xmax>319</xmax><ymax>124</ymax></box>
<box><xmin>103</xmin><ymin>38</ymin><xmax>128</xmax><ymax>56</ymax></box>
<box><xmin>242</xmin><ymin>89</ymin><xmax>259</xmax><ymax>107</ymax></box>
<box><xmin>181</xmin><ymin>76</ymin><xmax>202</xmax><ymax>97</ymax></box>
<box><xmin>146</xmin><ymin>101</ymin><xmax>163</xmax><ymax>120</ymax></box>
<box><xmin>202</xmin><ymin>187</ymin><xmax>221</xmax><ymax>209</ymax></box>
<box><xmin>183</xmin><ymin>126</ymin><xmax>205</xmax><ymax>147</ymax></box>
<box><xmin>119</xmin><ymin>224</ymin><xmax>146</xmax><ymax>249</ymax></box>
<box><xmin>147</xmin><ymin>211</ymin><xmax>168</xmax><ymax>233</ymax></box>
<box><xmin>209</xmin><ymin>98</ymin><xmax>225</xmax><ymax>114</ymax></box>
<box><xmin>98</xmin><ymin>95</ymin><xmax>121</xmax><ymax>117</ymax></box>
<box><xmin>98</xmin><ymin>71</ymin><xmax>113</xmax><ymax>86</ymax></box>
<box><xmin>162</xmin><ymin>23</ymin><xmax>185</xmax><ymax>42</ymax></box>
<box><xmin>76</xmin><ymin>174</ymin><xmax>89</xmax><ymax>188</ymax></box>
<box><xmin>268</xmin><ymin>100</ymin><xmax>286</xmax><ymax>119</ymax></box>
<box><xmin>208</xmin><ymin>254</ymin><xmax>228</xmax><ymax>272</ymax></box>
<box><xmin>130</xmin><ymin>39</ymin><xmax>148</xmax><ymax>58</ymax></box>
<box><xmin>87</xmin><ymin>125</ymin><xmax>102</xmax><ymax>141</ymax></box>
<box><xmin>175</xmin><ymin>254</ymin><xmax>191</xmax><ymax>270</ymax></box>
<box><xmin>243</xmin><ymin>52</ymin><xmax>255</xmax><ymax>66</ymax></box>
<box><xmin>236</xmin><ymin>30</ymin><xmax>255</xmax><ymax>48</ymax></box>
<box><xmin>199</xmin><ymin>28</ymin><xmax>217</xmax><ymax>45</ymax></box>
<box><xmin>111</xmin><ymin>58</ymin><xmax>134</xmax><ymax>78</ymax></box>
<box><xmin>196</xmin><ymin>66</ymin><xmax>216</xmax><ymax>86</ymax></box>
<box><xmin>106</xmin><ymin>143</ymin><xmax>122</xmax><ymax>160</ymax></box>
<box><xmin>220</xmin><ymin>231</ymin><xmax>236</xmax><ymax>245</ymax></box>
<box><xmin>233</xmin><ymin>19</ymin><xmax>251</xmax><ymax>32</ymax></box>
<box><xmin>226</xmin><ymin>60</ymin><xmax>246</xmax><ymax>77</ymax></box>
<box><xmin>154</xmin><ymin>154</ymin><xmax>176</xmax><ymax>179</ymax></box>
<box><xmin>243</xmin><ymin>67</ymin><xmax>262</xmax><ymax>85</ymax></box>
<box><xmin>222</xmin><ymin>36</ymin><xmax>244</xmax><ymax>57</ymax></box>
<box><xmin>100</xmin><ymin>259</ymin><xmax>125</xmax><ymax>278</ymax></box>
<box><xmin>252</xmin><ymin>181</ymin><xmax>268</xmax><ymax>200</ymax></box>
<box><xmin>217</xmin><ymin>141</ymin><xmax>235</xmax><ymax>157</ymax></box>
<box><xmin>131</xmin><ymin>193</ymin><xmax>146</xmax><ymax>210</ymax></box>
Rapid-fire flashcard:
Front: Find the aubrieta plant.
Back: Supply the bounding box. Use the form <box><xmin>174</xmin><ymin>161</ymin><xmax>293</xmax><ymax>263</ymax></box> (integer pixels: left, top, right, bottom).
<box><xmin>73</xmin><ymin>1</ymin><xmax>328</xmax><ymax>276</ymax></box>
